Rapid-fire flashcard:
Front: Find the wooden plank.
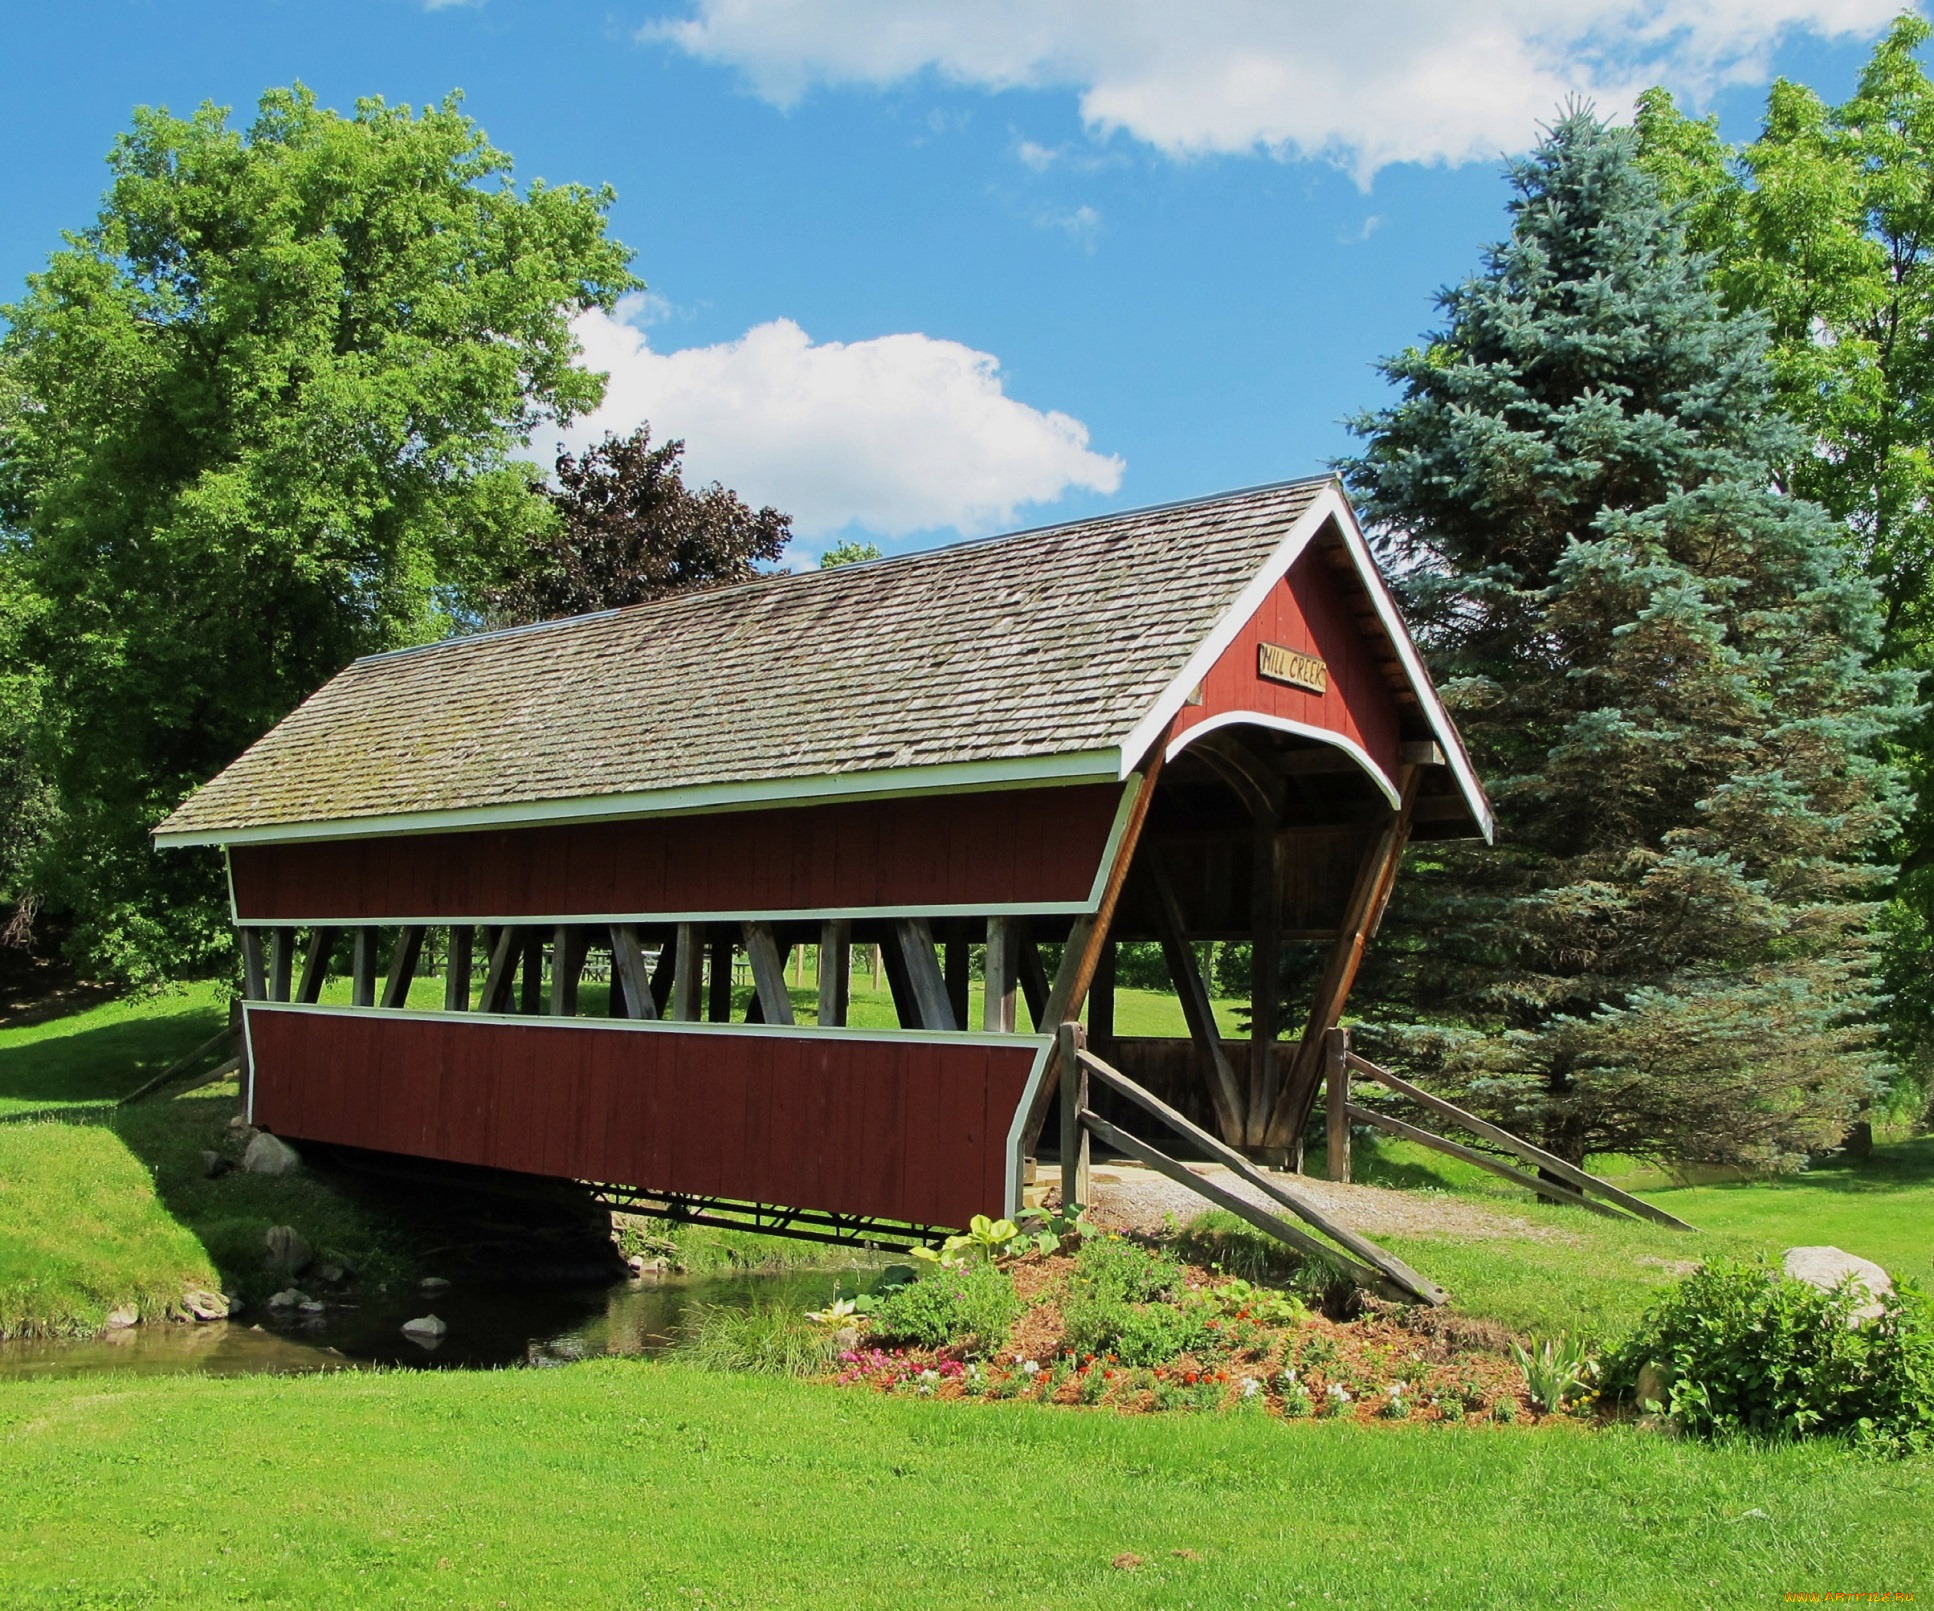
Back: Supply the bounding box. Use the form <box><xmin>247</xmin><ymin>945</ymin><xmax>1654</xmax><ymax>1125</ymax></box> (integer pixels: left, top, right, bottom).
<box><xmin>1079</xmin><ymin>1111</ymin><xmax>1393</xmax><ymax>1297</ymax></box>
<box><xmin>1324</xmin><ymin>1027</ymin><xmax>1351</xmax><ymax>1183</ymax></box>
<box><xmin>351</xmin><ymin>928</ymin><xmax>378</xmax><ymax>1008</ymax></box>
<box><xmin>817</xmin><ymin>919</ymin><xmax>851</xmax><ymax>1027</ymax></box>
<box><xmin>672</xmin><ymin>923</ymin><xmax>703</xmax><ymax>1022</ymax></box>
<box><xmin>1016</xmin><ymin>931</ymin><xmax>1049</xmax><ymax>1029</ymax></box>
<box><xmin>479</xmin><ymin>925</ymin><xmax>522</xmax><ymax>1013</ymax></box>
<box><xmin>1148</xmin><ymin>851</ymin><xmax>1246</xmax><ymax>1142</ymax></box>
<box><xmin>742</xmin><ymin>922</ymin><xmax>796</xmax><ymax>1025</ymax></box>
<box><xmin>1089</xmin><ymin>939</ymin><xmax>1115</xmax><ymax>1050</ymax></box>
<box><xmin>893</xmin><ymin>917</ymin><xmax>955</xmax><ymax>1031</ymax></box>
<box><xmin>1345</xmin><ymin>1103</ymin><xmax>1623</xmax><ymax>1220</ymax></box>
<box><xmin>1076</xmin><ymin>1044</ymin><xmax>1444</xmax><ymax>1303</ymax></box>
<box><xmin>444</xmin><ymin>925</ymin><xmax>473</xmax><ymax>1012</ymax></box>
<box><xmin>944</xmin><ymin>932</ymin><xmax>970</xmax><ymax>1030</ymax></box>
<box><xmin>610</xmin><ymin>924</ymin><xmax>657</xmax><ymax>1020</ymax></box>
<box><xmin>707</xmin><ymin>929</ymin><xmax>734</xmax><ymax>1022</ymax></box>
<box><xmin>983</xmin><ymin>915</ymin><xmax>1017</xmax><ymax>1032</ymax></box>
<box><xmin>1264</xmin><ymin>766</ymin><xmax>1421</xmax><ymax>1148</ymax></box>
<box><xmin>118</xmin><ymin>1025</ymin><xmax>238</xmax><ymax>1105</ymax></box>
<box><xmin>519</xmin><ymin>930</ymin><xmax>545</xmax><ymax>1015</ymax></box>
<box><xmin>1058</xmin><ymin>1022</ymin><xmax>1090</xmax><ymax>1210</ymax></box>
<box><xmin>240</xmin><ymin>928</ymin><xmax>267</xmax><ymax>1001</ymax></box>
<box><xmin>296</xmin><ymin>927</ymin><xmax>336</xmax><ymax>1004</ymax></box>
<box><xmin>648</xmin><ymin>937</ymin><xmax>676</xmax><ymax>1017</ymax></box>
<box><xmin>268</xmin><ymin>928</ymin><xmax>295</xmax><ymax>1003</ymax></box>
<box><xmin>380</xmin><ymin>926</ymin><xmax>425</xmax><ymax>1010</ymax></box>
<box><xmin>1348</xmin><ymin>1054</ymin><xmax>1695</xmax><ymax>1230</ymax></box>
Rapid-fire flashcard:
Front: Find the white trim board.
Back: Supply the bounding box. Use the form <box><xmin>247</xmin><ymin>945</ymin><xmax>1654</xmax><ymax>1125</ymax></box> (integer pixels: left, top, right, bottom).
<box><xmin>1168</xmin><ymin>714</ymin><xmax>1400</xmax><ymax>809</ymax></box>
<box><xmin>158</xmin><ymin>749</ymin><xmax>1122</xmax><ymax>849</ymax></box>
<box><xmin>242</xmin><ymin>999</ymin><xmax>1054</xmax><ymax>1054</ymax></box>
<box><xmin>233</xmin><ymin>900</ymin><xmax>1099</xmax><ymax>928</ymax></box>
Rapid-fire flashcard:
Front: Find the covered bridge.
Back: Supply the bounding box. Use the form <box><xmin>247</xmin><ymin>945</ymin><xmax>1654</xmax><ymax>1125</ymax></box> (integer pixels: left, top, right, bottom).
<box><xmin>157</xmin><ymin>476</ymin><xmax>1492</xmax><ymax>1246</ymax></box>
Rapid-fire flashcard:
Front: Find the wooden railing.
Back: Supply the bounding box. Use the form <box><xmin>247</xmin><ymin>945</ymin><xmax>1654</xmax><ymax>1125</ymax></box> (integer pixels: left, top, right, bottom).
<box><xmin>1057</xmin><ymin>1023</ymin><xmax>1446</xmax><ymax>1306</ymax></box>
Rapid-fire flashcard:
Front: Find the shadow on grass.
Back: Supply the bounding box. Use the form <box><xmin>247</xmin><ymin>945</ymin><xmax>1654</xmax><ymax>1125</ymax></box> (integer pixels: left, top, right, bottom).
<box><xmin>0</xmin><ymin>998</ymin><xmax>227</xmax><ymax>1109</ymax></box>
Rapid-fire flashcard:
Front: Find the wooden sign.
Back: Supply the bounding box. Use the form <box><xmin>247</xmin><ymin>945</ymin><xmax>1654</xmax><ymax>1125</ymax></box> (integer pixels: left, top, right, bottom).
<box><xmin>1258</xmin><ymin>641</ymin><xmax>1328</xmax><ymax>694</ymax></box>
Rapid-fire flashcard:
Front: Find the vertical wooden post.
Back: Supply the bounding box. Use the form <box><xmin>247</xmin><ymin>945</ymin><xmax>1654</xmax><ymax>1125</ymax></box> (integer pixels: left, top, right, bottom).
<box><xmin>672</xmin><ymin>923</ymin><xmax>703</xmax><ymax>1022</ymax></box>
<box><xmin>351</xmin><ymin>928</ymin><xmax>378</xmax><ymax>1007</ymax></box>
<box><xmin>707</xmin><ymin>930</ymin><xmax>735</xmax><ymax>1022</ymax></box>
<box><xmin>550</xmin><ymin>924</ymin><xmax>587</xmax><ymax>1016</ymax></box>
<box><xmin>519</xmin><ymin>931</ymin><xmax>545</xmax><ymax>1014</ymax></box>
<box><xmin>871</xmin><ymin>943</ymin><xmax>883</xmax><ymax>993</ymax></box>
<box><xmin>268</xmin><ymin>928</ymin><xmax>295</xmax><ymax>1002</ymax></box>
<box><xmin>296</xmin><ymin>927</ymin><xmax>336</xmax><ymax>1004</ymax></box>
<box><xmin>1149</xmin><ymin>853</ymin><xmax>1245</xmax><ymax>1143</ymax></box>
<box><xmin>1016</xmin><ymin>929</ymin><xmax>1050</xmax><ymax>1031</ymax></box>
<box><xmin>445</xmin><ymin>925</ymin><xmax>473</xmax><ymax>1011</ymax></box>
<box><xmin>1325</xmin><ymin>1026</ymin><xmax>1352</xmax><ymax>1183</ymax></box>
<box><xmin>817</xmin><ymin>919</ymin><xmax>851</xmax><ymax>1027</ymax></box>
<box><xmin>1248</xmin><ymin>824</ymin><xmax>1285</xmax><ymax>1147</ymax></box>
<box><xmin>1058</xmin><ymin>1021</ymin><xmax>1090</xmax><ymax>1212</ymax></box>
<box><xmin>1265</xmin><ymin>768</ymin><xmax>1420</xmax><ymax>1149</ymax></box>
<box><xmin>983</xmin><ymin>916</ymin><xmax>1017</xmax><ymax>1032</ymax></box>
<box><xmin>240</xmin><ymin>928</ymin><xmax>268</xmax><ymax>1001</ymax></box>
<box><xmin>1090</xmin><ymin>938</ymin><xmax>1116</xmax><ymax>1053</ymax></box>
<box><xmin>648</xmin><ymin>935</ymin><xmax>676</xmax><ymax>1017</ymax></box>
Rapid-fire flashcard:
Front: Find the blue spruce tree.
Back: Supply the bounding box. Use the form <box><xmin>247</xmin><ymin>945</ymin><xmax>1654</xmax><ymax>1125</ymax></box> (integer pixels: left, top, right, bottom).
<box><xmin>1340</xmin><ymin>109</ymin><xmax>1916</xmax><ymax>1170</ymax></box>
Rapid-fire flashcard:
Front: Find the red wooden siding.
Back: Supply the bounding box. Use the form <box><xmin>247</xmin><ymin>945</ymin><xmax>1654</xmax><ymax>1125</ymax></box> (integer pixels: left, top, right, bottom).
<box><xmin>231</xmin><ymin>781</ymin><xmax>1126</xmax><ymax>922</ymax></box>
<box><xmin>1169</xmin><ymin>547</ymin><xmax>1402</xmax><ymax>782</ymax></box>
<box><xmin>245</xmin><ymin>1007</ymin><xmax>1040</xmax><ymax>1229</ymax></box>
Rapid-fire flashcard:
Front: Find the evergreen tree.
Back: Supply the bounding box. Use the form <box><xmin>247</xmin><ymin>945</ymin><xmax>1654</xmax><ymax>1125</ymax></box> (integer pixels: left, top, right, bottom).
<box><xmin>1339</xmin><ymin>110</ymin><xmax>1914</xmax><ymax>1171</ymax></box>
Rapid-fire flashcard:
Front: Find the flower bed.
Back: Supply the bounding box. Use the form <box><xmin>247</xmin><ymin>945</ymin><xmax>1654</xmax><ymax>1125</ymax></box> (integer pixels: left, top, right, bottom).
<box><xmin>822</xmin><ymin>1244</ymin><xmax>1538</xmax><ymax>1424</ymax></box>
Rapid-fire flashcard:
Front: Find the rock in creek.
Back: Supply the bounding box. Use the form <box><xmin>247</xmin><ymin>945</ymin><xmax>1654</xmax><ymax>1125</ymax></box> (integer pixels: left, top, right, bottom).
<box><xmin>401</xmin><ymin>1314</ymin><xmax>448</xmax><ymax>1345</ymax></box>
<box><xmin>242</xmin><ymin>1132</ymin><xmax>301</xmax><ymax>1176</ymax></box>
<box><xmin>419</xmin><ymin>1276</ymin><xmax>451</xmax><ymax>1295</ymax></box>
<box><xmin>263</xmin><ymin>1225</ymin><xmax>313</xmax><ymax>1274</ymax></box>
<box><xmin>103</xmin><ymin>1306</ymin><xmax>139</xmax><ymax>1331</ymax></box>
<box><xmin>266</xmin><ymin>1287</ymin><xmax>309</xmax><ymax>1311</ymax></box>
<box><xmin>182</xmin><ymin>1290</ymin><xmax>231</xmax><ymax>1322</ymax></box>
<box><xmin>1783</xmin><ymin>1245</ymin><xmax>1894</xmax><ymax>1323</ymax></box>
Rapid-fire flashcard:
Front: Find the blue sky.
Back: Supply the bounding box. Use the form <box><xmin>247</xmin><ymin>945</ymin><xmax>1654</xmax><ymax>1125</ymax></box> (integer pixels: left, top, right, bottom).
<box><xmin>0</xmin><ymin>2</ymin><xmax>1914</xmax><ymax>559</ymax></box>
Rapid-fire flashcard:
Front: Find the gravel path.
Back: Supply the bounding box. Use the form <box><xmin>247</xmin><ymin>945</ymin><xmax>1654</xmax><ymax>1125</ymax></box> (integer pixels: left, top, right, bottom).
<box><xmin>1073</xmin><ymin>1162</ymin><xmax>1576</xmax><ymax>1244</ymax></box>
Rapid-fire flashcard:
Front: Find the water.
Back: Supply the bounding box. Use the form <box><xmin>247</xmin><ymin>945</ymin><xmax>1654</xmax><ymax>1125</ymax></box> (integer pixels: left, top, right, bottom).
<box><xmin>0</xmin><ymin>1265</ymin><xmax>859</xmax><ymax>1382</ymax></box>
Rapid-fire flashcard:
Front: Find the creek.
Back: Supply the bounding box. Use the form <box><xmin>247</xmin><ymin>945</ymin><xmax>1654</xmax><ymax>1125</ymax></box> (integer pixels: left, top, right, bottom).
<box><xmin>0</xmin><ymin>1264</ymin><xmax>861</xmax><ymax>1381</ymax></box>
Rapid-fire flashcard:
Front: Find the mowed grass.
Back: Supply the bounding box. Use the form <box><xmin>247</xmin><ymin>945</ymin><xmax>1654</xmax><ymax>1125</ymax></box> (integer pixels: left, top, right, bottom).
<box><xmin>0</xmin><ymin>1361</ymin><xmax>1928</xmax><ymax>1609</ymax></box>
<box><xmin>0</xmin><ymin>983</ymin><xmax>227</xmax><ymax>1118</ymax></box>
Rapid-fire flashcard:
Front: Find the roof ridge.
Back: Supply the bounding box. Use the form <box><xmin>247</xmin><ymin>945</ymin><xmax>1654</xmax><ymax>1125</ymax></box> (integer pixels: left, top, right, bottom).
<box><xmin>352</xmin><ymin>475</ymin><xmax>1336</xmax><ymax>669</ymax></box>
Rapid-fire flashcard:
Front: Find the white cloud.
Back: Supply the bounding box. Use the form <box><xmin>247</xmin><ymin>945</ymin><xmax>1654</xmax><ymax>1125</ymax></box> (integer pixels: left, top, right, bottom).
<box><xmin>559</xmin><ymin>300</ymin><xmax>1124</xmax><ymax>539</ymax></box>
<box><xmin>646</xmin><ymin>0</ymin><xmax>1906</xmax><ymax>182</ymax></box>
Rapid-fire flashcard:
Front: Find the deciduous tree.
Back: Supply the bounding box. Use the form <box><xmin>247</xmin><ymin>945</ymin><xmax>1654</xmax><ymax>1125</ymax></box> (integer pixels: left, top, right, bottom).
<box><xmin>0</xmin><ymin>86</ymin><xmax>636</xmax><ymax>979</ymax></box>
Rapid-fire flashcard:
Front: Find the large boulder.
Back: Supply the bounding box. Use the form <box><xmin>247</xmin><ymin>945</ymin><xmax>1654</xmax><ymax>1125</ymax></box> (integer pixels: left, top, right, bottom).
<box><xmin>263</xmin><ymin>1225</ymin><xmax>312</xmax><ymax>1274</ymax></box>
<box><xmin>242</xmin><ymin>1132</ymin><xmax>301</xmax><ymax>1176</ymax></box>
<box><xmin>401</xmin><ymin>1314</ymin><xmax>447</xmax><ymax>1347</ymax></box>
<box><xmin>1783</xmin><ymin>1246</ymin><xmax>1893</xmax><ymax>1323</ymax></box>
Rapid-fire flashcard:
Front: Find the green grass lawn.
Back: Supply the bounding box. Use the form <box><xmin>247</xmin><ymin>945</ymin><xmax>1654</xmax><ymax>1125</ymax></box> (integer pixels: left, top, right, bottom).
<box><xmin>0</xmin><ymin>1360</ymin><xmax>1926</xmax><ymax>1609</ymax></box>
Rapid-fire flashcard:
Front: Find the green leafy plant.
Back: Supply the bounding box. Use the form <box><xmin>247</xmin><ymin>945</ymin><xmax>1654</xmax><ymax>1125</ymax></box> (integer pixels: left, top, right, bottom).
<box><xmin>681</xmin><ymin>1301</ymin><xmax>841</xmax><ymax>1377</ymax></box>
<box><xmin>868</xmin><ymin>1260</ymin><xmax>1022</xmax><ymax>1358</ymax></box>
<box><xmin>1607</xmin><ymin>1260</ymin><xmax>1934</xmax><ymax>1453</ymax></box>
<box><xmin>1509</xmin><ymin>1334</ymin><xmax>1599</xmax><ymax>1414</ymax></box>
<box><xmin>910</xmin><ymin>1214</ymin><xmax>1021</xmax><ymax>1270</ymax></box>
<box><xmin>1012</xmin><ymin>1205</ymin><xmax>1095</xmax><ymax>1258</ymax></box>
<box><xmin>1180</xmin><ymin>1277</ymin><xmax>1305</xmax><ymax>1326</ymax></box>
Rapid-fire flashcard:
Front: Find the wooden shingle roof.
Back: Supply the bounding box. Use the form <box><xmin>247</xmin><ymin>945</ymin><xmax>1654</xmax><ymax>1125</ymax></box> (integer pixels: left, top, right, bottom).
<box><xmin>157</xmin><ymin>478</ymin><xmax>1485</xmax><ymax>846</ymax></box>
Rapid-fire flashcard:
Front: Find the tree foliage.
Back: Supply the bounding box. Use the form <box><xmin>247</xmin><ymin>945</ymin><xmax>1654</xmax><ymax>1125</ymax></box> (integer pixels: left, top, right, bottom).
<box><xmin>1340</xmin><ymin>110</ymin><xmax>1913</xmax><ymax>1170</ymax></box>
<box><xmin>1634</xmin><ymin>16</ymin><xmax>1934</xmax><ymax>1067</ymax></box>
<box><xmin>0</xmin><ymin>86</ymin><xmax>636</xmax><ymax>979</ymax></box>
<box><xmin>485</xmin><ymin>425</ymin><xmax>789</xmax><ymax>624</ymax></box>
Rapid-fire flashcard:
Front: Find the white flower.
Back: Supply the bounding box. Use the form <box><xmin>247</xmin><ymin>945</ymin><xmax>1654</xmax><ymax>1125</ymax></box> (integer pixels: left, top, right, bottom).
<box><xmin>1328</xmin><ymin>1384</ymin><xmax>1351</xmax><ymax>1402</ymax></box>
<box><xmin>1022</xmin><ymin>1359</ymin><xmax>1040</xmax><ymax>1376</ymax></box>
<box><xmin>1280</xmin><ymin>1368</ymin><xmax>1299</xmax><ymax>1386</ymax></box>
<box><xmin>1242</xmin><ymin>1379</ymin><xmax>1261</xmax><ymax>1398</ymax></box>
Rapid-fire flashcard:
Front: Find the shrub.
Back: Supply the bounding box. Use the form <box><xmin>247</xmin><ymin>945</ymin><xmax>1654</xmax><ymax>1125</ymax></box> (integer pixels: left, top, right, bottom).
<box><xmin>1608</xmin><ymin>1259</ymin><xmax>1934</xmax><ymax>1454</ymax></box>
<box><xmin>869</xmin><ymin>1261</ymin><xmax>1022</xmax><ymax>1358</ymax></box>
<box><xmin>1058</xmin><ymin>1236</ymin><xmax>1219</xmax><ymax>1365</ymax></box>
